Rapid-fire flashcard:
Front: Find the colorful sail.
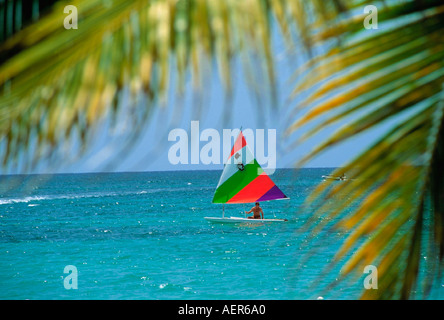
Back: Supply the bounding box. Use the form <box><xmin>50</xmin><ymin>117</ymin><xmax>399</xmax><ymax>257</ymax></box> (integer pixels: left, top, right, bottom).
<box><xmin>212</xmin><ymin>130</ymin><xmax>288</xmax><ymax>204</ymax></box>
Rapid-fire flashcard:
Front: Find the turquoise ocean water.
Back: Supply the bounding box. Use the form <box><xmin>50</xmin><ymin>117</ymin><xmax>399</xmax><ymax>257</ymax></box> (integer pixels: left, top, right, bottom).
<box><xmin>0</xmin><ymin>168</ymin><xmax>442</xmax><ymax>300</ymax></box>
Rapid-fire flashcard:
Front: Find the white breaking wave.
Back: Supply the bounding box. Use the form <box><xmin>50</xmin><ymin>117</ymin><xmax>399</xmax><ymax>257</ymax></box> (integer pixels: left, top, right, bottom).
<box><xmin>0</xmin><ymin>195</ymin><xmax>50</xmax><ymax>205</ymax></box>
<box><xmin>0</xmin><ymin>189</ymin><xmax>156</xmax><ymax>206</ymax></box>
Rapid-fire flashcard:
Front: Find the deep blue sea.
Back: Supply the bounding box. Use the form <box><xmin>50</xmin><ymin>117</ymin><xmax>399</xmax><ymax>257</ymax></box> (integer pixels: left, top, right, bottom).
<box><xmin>0</xmin><ymin>168</ymin><xmax>442</xmax><ymax>300</ymax></box>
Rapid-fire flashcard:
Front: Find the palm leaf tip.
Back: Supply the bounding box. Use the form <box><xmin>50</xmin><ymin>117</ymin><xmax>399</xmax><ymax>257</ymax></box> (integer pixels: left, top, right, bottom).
<box><xmin>291</xmin><ymin>0</ymin><xmax>444</xmax><ymax>299</ymax></box>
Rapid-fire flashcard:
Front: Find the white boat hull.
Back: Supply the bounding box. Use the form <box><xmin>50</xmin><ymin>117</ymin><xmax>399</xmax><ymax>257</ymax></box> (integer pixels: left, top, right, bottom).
<box><xmin>204</xmin><ymin>216</ymin><xmax>288</xmax><ymax>223</ymax></box>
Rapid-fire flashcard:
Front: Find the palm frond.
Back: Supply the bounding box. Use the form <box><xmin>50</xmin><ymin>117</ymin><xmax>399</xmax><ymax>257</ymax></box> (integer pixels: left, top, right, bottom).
<box><xmin>288</xmin><ymin>0</ymin><xmax>444</xmax><ymax>299</ymax></box>
<box><xmin>0</xmin><ymin>0</ymin><xmax>284</xmax><ymax>171</ymax></box>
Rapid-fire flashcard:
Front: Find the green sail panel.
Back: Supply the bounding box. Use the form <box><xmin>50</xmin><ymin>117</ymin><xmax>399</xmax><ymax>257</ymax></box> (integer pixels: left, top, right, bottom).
<box><xmin>212</xmin><ymin>159</ymin><xmax>263</xmax><ymax>203</ymax></box>
<box><xmin>212</xmin><ymin>130</ymin><xmax>288</xmax><ymax>204</ymax></box>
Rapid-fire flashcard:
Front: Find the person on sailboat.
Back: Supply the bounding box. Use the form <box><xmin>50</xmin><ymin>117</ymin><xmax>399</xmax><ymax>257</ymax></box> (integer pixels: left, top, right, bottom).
<box><xmin>245</xmin><ymin>202</ymin><xmax>264</xmax><ymax>219</ymax></box>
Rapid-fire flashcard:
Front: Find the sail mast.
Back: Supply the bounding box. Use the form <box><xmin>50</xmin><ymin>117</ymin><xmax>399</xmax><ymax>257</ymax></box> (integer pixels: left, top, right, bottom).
<box><xmin>212</xmin><ymin>129</ymin><xmax>288</xmax><ymax>204</ymax></box>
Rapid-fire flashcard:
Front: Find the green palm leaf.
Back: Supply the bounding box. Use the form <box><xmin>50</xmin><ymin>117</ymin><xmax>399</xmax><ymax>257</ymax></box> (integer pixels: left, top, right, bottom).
<box><xmin>0</xmin><ymin>0</ymin><xmax>279</xmax><ymax>170</ymax></box>
<box><xmin>289</xmin><ymin>0</ymin><xmax>444</xmax><ymax>299</ymax></box>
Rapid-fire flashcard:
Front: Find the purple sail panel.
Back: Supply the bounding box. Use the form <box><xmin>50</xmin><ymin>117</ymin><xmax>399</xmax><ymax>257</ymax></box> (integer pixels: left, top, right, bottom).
<box><xmin>257</xmin><ymin>185</ymin><xmax>287</xmax><ymax>202</ymax></box>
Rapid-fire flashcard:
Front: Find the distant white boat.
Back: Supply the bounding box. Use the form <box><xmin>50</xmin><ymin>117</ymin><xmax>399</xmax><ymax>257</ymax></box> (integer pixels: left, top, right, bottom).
<box><xmin>322</xmin><ymin>174</ymin><xmax>347</xmax><ymax>181</ymax></box>
<box><xmin>204</xmin><ymin>129</ymin><xmax>289</xmax><ymax>224</ymax></box>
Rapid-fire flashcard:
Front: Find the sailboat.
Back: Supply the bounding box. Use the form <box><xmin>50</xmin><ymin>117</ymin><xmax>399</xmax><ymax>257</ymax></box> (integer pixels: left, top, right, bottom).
<box><xmin>204</xmin><ymin>129</ymin><xmax>289</xmax><ymax>223</ymax></box>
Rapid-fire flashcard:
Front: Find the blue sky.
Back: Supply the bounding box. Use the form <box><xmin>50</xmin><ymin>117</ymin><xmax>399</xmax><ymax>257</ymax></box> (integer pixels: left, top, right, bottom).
<box><xmin>64</xmin><ymin>48</ymin><xmax>377</xmax><ymax>174</ymax></box>
<box><xmin>19</xmin><ymin>18</ymin><xmax>391</xmax><ymax>175</ymax></box>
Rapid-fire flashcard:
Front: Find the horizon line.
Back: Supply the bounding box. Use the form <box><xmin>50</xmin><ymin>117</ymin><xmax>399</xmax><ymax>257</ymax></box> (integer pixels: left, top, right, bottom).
<box><xmin>0</xmin><ymin>166</ymin><xmax>343</xmax><ymax>176</ymax></box>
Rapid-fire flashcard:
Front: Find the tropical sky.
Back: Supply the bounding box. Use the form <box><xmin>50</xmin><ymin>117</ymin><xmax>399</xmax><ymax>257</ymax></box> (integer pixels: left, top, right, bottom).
<box><xmin>1</xmin><ymin>4</ymin><xmax>397</xmax><ymax>175</ymax></box>
<box><xmin>54</xmin><ymin>24</ymin><xmax>392</xmax><ymax>175</ymax></box>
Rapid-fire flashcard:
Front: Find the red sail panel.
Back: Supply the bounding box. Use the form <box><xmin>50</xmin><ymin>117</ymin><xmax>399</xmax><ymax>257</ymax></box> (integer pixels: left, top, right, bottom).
<box><xmin>226</xmin><ymin>172</ymin><xmax>275</xmax><ymax>204</ymax></box>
